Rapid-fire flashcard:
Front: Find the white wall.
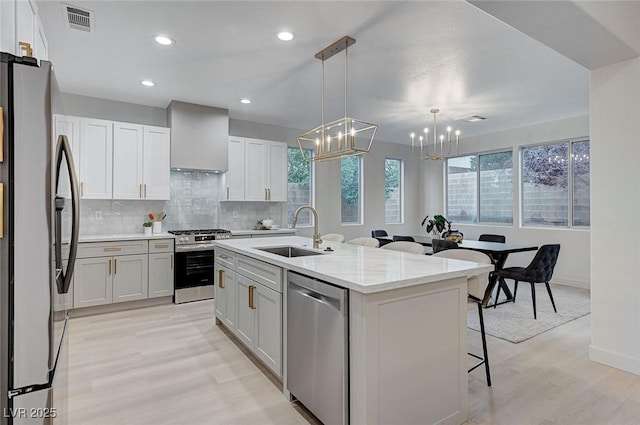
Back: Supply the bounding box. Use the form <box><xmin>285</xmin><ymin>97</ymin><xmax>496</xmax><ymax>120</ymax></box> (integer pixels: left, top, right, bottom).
<box><xmin>420</xmin><ymin>115</ymin><xmax>591</xmax><ymax>288</ymax></box>
<box><xmin>590</xmin><ymin>56</ymin><xmax>640</xmax><ymax>376</ymax></box>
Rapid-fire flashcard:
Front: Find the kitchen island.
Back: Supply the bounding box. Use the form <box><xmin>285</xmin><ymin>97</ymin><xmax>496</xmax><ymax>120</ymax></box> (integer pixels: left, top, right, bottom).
<box><xmin>213</xmin><ymin>236</ymin><xmax>493</xmax><ymax>425</ymax></box>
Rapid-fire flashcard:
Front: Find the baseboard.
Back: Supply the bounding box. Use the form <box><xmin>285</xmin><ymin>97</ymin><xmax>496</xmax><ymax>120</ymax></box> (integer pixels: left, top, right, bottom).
<box><xmin>590</xmin><ymin>345</ymin><xmax>640</xmax><ymax>376</ymax></box>
<box><xmin>69</xmin><ymin>296</ymin><xmax>173</xmax><ymax>318</ymax></box>
<box><xmin>551</xmin><ymin>276</ymin><xmax>589</xmax><ymax>290</ymax></box>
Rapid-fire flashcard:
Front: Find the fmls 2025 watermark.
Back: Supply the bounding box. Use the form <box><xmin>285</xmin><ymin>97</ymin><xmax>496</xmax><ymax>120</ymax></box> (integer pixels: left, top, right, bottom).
<box><xmin>3</xmin><ymin>408</ymin><xmax>57</xmax><ymax>419</ymax></box>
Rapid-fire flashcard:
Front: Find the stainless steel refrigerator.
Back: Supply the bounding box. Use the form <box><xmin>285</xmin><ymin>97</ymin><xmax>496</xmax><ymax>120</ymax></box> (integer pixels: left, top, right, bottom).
<box><xmin>0</xmin><ymin>53</ymin><xmax>79</xmax><ymax>424</ymax></box>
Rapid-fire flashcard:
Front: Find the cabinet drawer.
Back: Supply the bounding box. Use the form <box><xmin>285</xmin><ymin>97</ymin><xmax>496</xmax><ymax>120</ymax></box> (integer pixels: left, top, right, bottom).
<box><xmin>215</xmin><ymin>248</ymin><xmax>236</xmax><ymax>269</ymax></box>
<box><xmin>149</xmin><ymin>239</ymin><xmax>174</xmax><ymax>253</ymax></box>
<box><xmin>77</xmin><ymin>240</ymin><xmax>149</xmax><ymax>258</ymax></box>
<box><xmin>236</xmin><ymin>254</ymin><xmax>282</xmax><ymax>293</ymax></box>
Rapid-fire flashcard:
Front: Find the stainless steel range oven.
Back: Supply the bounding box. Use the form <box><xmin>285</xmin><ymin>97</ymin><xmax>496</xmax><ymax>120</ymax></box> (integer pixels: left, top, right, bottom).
<box><xmin>169</xmin><ymin>229</ymin><xmax>231</xmax><ymax>304</ymax></box>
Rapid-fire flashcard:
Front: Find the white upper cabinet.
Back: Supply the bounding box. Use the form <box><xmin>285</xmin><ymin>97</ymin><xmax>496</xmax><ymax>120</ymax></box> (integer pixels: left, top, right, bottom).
<box><xmin>113</xmin><ymin>122</ymin><xmax>144</xmax><ymax>199</ymax></box>
<box><xmin>0</xmin><ymin>0</ymin><xmax>48</xmax><ymax>60</ymax></box>
<box><xmin>266</xmin><ymin>142</ymin><xmax>287</xmax><ymax>202</ymax></box>
<box><xmin>225</xmin><ymin>136</ymin><xmax>245</xmax><ymax>201</ymax></box>
<box><xmin>54</xmin><ymin>115</ymin><xmax>80</xmax><ymax>198</ymax></box>
<box><xmin>80</xmin><ymin>118</ymin><xmax>113</xmax><ymax>199</ymax></box>
<box><xmin>142</xmin><ymin>126</ymin><xmax>171</xmax><ymax>200</ymax></box>
<box><xmin>226</xmin><ymin>137</ymin><xmax>287</xmax><ymax>202</ymax></box>
<box><xmin>245</xmin><ymin>139</ymin><xmax>268</xmax><ymax>201</ymax></box>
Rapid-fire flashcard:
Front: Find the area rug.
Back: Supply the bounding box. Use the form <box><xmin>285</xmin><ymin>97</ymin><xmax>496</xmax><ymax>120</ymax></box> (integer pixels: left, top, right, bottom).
<box><xmin>467</xmin><ymin>283</ymin><xmax>590</xmax><ymax>343</ymax></box>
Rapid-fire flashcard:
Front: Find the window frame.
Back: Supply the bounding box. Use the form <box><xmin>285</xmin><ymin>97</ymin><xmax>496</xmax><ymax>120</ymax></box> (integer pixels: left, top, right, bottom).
<box><xmin>519</xmin><ymin>138</ymin><xmax>590</xmax><ymax>229</ymax></box>
<box><xmin>445</xmin><ymin>148</ymin><xmax>514</xmax><ymax>226</ymax></box>
<box><xmin>340</xmin><ymin>155</ymin><xmax>364</xmax><ymax>226</ymax></box>
<box><xmin>287</xmin><ymin>147</ymin><xmax>315</xmax><ymax>228</ymax></box>
<box><xmin>384</xmin><ymin>157</ymin><xmax>404</xmax><ymax>224</ymax></box>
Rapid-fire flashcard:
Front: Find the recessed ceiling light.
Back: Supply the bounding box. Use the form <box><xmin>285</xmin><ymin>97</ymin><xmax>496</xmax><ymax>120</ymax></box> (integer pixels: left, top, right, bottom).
<box><xmin>277</xmin><ymin>31</ymin><xmax>294</xmax><ymax>41</ymax></box>
<box><xmin>154</xmin><ymin>35</ymin><xmax>174</xmax><ymax>46</ymax></box>
<box><xmin>140</xmin><ymin>80</ymin><xmax>155</xmax><ymax>87</ymax></box>
<box><xmin>240</xmin><ymin>98</ymin><xmax>252</xmax><ymax>104</ymax></box>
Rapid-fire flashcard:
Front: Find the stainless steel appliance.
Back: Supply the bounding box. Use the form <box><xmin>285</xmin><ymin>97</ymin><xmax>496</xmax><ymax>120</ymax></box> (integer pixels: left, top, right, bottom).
<box><xmin>0</xmin><ymin>54</ymin><xmax>80</xmax><ymax>424</ymax></box>
<box><xmin>169</xmin><ymin>229</ymin><xmax>231</xmax><ymax>304</ymax></box>
<box><xmin>287</xmin><ymin>271</ymin><xmax>349</xmax><ymax>425</ymax></box>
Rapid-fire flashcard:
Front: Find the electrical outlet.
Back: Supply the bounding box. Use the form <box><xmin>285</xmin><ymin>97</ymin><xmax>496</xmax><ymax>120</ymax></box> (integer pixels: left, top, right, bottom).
<box><xmin>233</xmin><ymin>211</ymin><xmax>239</xmax><ymax>218</ymax></box>
<box><xmin>95</xmin><ymin>211</ymin><xmax>102</xmax><ymax>220</ymax></box>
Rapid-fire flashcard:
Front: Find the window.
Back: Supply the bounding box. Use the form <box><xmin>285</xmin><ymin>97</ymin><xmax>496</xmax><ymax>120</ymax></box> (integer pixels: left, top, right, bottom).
<box><xmin>384</xmin><ymin>159</ymin><xmax>403</xmax><ymax>223</ymax></box>
<box><xmin>341</xmin><ymin>156</ymin><xmax>362</xmax><ymax>224</ymax></box>
<box><xmin>521</xmin><ymin>140</ymin><xmax>589</xmax><ymax>227</ymax></box>
<box><xmin>446</xmin><ymin>151</ymin><xmax>513</xmax><ymax>224</ymax></box>
<box><xmin>287</xmin><ymin>147</ymin><xmax>313</xmax><ymax>226</ymax></box>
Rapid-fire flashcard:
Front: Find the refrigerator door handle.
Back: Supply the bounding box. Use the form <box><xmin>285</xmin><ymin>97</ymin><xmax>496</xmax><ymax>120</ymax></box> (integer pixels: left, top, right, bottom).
<box><xmin>54</xmin><ymin>134</ymin><xmax>79</xmax><ymax>294</ymax></box>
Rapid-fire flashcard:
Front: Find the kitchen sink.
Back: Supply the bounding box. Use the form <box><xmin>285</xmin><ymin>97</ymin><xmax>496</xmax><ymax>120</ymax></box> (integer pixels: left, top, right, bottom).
<box><xmin>256</xmin><ymin>246</ymin><xmax>325</xmax><ymax>258</ymax></box>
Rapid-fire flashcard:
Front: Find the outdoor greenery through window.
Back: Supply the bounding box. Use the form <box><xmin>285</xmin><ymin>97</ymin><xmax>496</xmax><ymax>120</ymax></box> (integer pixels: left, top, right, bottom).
<box><xmin>384</xmin><ymin>159</ymin><xmax>403</xmax><ymax>223</ymax></box>
<box><xmin>521</xmin><ymin>140</ymin><xmax>590</xmax><ymax>227</ymax></box>
<box><xmin>341</xmin><ymin>156</ymin><xmax>362</xmax><ymax>224</ymax></box>
<box><xmin>287</xmin><ymin>147</ymin><xmax>313</xmax><ymax>226</ymax></box>
<box><xmin>447</xmin><ymin>151</ymin><xmax>513</xmax><ymax>224</ymax></box>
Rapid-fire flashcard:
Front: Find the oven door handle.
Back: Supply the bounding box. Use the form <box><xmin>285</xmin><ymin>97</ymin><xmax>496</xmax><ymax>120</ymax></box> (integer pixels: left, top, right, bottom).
<box><xmin>175</xmin><ymin>245</ymin><xmax>216</xmax><ymax>252</ymax></box>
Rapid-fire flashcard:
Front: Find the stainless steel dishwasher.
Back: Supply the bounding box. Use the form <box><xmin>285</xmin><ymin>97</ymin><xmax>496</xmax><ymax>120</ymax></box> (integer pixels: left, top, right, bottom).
<box><xmin>287</xmin><ymin>271</ymin><xmax>349</xmax><ymax>425</ymax></box>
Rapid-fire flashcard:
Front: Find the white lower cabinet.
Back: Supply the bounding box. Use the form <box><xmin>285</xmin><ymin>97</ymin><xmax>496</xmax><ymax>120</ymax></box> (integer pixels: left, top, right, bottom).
<box><xmin>74</xmin><ymin>257</ymin><xmax>112</xmax><ymax>308</ymax></box>
<box><xmin>112</xmin><ymin>254</ymin><xmax>148</xmax><ymax>303</ymax></box>
<box><xmin>148</xmin><ymin>239</ymin><xmax>175</xmax><ymax>298</ymax></box>
<box><xmin>214</xmin><ymin>262</ymin><xmax>237</xmax><ymax>330</ymax></box>
<box><xmin>215</xmin><ymin>250</ymin><xmax>283</xmax><ymax>378</ymax></box>
<box><xmin>72</xmin><ymin>239</ymin><xmax>175</xmax><ymax>309</ymax></box>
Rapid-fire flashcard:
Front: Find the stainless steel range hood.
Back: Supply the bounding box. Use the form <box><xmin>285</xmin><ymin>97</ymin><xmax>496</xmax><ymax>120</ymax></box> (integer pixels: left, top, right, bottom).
<box><xmin>167</xmin><ymin>100</ymin><xmax>229</xmax><ymax>172</ymax></box>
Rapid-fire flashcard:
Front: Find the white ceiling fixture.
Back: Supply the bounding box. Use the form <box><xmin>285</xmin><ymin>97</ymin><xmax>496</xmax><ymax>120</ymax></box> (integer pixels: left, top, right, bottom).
<box><xmin>459</xmin><ymin>115</ymin><xmax>487</xmax><ymax>123</ymax></box>
<box><xmin>297</xmin><ymin>36</ymin><xmax>377</xmax><ymax>162</ymax></box>
<box><xmin>240</xmin><ymin>98</ymin><xmax>252</xmax><ymax>104</ymax></box>
<box><xmin>154</xmin><ymin>35</ymin><xmax>174</xmax><ymax>46</ymax></box>
<box><xmin>410</xmin><ymin>109</ymin><xmax>460</xmax><ymax>161</ymax></box>
<box><xmin>277</xmin><ymin>31</ymin><xmax>294</xmax><ymax>41</ymax></box>
<box><xmin>140</xmin><ymin>80</ymin><xmax>155</xmax><ymax>87</ymax></box>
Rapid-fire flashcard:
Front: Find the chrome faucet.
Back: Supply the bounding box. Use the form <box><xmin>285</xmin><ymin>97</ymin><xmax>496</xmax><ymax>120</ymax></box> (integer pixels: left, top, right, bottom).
<box><xmin>292</xmin><ymin>205</ymin><xmax>322</xmax><ymax>249</ymax></box>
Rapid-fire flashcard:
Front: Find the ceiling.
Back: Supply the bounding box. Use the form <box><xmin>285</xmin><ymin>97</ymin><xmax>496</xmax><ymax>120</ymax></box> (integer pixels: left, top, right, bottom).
<box><xmin>36</xmin><ymin>0</ymin><xmax>592</xmax><ymax>144</ymax></box>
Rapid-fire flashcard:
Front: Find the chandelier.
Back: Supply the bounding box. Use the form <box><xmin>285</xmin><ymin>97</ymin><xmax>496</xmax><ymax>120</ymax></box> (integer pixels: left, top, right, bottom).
<box><xmin>297</xmin><ymin>36</ymin><xmax>377</xmax><ymax>162</ymax></box>
<box><xmin>410</xmin><ymin>109</ymin><xmax>461</xmax><ymax>160</ymax></box>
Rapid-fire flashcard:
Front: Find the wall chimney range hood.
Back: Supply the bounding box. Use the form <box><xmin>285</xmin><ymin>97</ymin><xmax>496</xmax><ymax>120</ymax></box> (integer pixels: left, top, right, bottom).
<box><xmin>167</xmin><ymin>100</ymin><xmax>229</xmax><ymax>172</ymax></box>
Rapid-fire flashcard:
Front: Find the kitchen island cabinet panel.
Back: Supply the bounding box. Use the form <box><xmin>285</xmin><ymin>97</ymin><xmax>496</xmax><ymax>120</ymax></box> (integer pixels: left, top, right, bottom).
<box><xmin>254</xmin><ymin>284</ymin><xmax>282</xmax><ymax>376</ymax></box>
<box><xmin>112</xmin><ymin>254</ymin><xmax>148</xmax><ymax>302</ymax></box>
<box><xmin>235</xmin><ymin>275</ymin><xmax>256</xmax><ymax>348</ymax></box>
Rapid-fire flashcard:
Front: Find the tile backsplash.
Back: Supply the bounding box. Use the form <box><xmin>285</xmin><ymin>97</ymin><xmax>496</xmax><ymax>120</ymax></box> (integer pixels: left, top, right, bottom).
<box><xmin>78</xmin><ymin>170</ymin><xmax>283</xmax><ymax>235</ymax></box>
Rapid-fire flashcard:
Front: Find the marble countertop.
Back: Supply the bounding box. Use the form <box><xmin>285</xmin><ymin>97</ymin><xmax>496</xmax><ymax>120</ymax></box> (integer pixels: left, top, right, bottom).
<box><xmin>78</xmin><ymin>233</ymin><xmax>175</xmax><ymax>243</ymax></box>
<box><xmin>214</xmin><ymin>236</ymin><xmax>493</xmax><ymax>294</ymax></box>
<box><xmin>230</xmin><ymin>228</ymin><xmax>297</xmax><ymax>236</ymax></box>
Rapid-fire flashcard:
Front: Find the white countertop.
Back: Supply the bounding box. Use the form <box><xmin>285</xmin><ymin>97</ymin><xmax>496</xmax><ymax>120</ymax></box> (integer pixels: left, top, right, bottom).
<box><xmin>214</xmin><ymin>236</ymin><xmax>494</xmax><ymax>294</ymax></box>
<box><xmin>78</xmin><ymin>233</ymin><xmax>175</xmax><ymax>243</ymax></box>
<box><xmin>230</xmin><ymin>228</ymin><xmax>297</xmax><ymax>236</ymax></box>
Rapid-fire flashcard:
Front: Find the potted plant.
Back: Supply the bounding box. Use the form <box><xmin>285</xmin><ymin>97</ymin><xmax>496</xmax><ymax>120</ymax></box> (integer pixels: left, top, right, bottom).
<box><xmin>421</xmin><ymin>215</ymin><xmax>449</xmax><ymax>238</ymax></box>
<box><xmin>143</xmin><ymin>221</ymin><xmax>153</xmax><ymax>236</ymax></box>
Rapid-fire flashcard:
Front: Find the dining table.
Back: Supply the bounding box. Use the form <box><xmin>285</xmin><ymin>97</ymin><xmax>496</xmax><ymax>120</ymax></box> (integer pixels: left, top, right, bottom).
<box><xmin>400</xmin><ymin>235</ymin><xmax>539</xmax><ymax>307</ymax></box>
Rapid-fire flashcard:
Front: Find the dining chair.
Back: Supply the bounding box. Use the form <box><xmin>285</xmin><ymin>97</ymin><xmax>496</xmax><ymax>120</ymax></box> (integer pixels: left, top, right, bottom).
<box><xmin>371</xmin><ymin>230</ymin><xmax>392</xmax><ymax>246</ymax></box>
<box><xmin>494</xmin><ymin>244</ymin><xmax>561</xmax><ymax>319</ymax></box>
<box><xmin>478</xmin><ymin>234</ymin><xmax>506</xmax><ymax>243</ymax></box>
<box><xmin>371</xmin><ymin>229</ymin><xmax>388</xmax><ymax>238</ymax></box>
<box><xmin>381</xmin><ymin>241</ymin><xmax>425</xmax><ymax>255</ymax></box>
<box><xmin>346</xmin><ymin>237</ymin><xmax>380</xmax><ymax>248</ymax></box>
<box><xmin>392</xmin><ymin>235</ymin><xmax>415</xmax><ymax>242</ymax></box>
<box><xmin>433</xmin><ymin>249</ymin><xmax>494</xmax><ymax>386</ymax></box>
<box><xmin>322</xmin><ymin>233</ymin><xmax>345</xmax><ymax>243</ymax></box>
<box><xmin>432</xmin><ymin>239</ymin><xmax>459</xmax><ymax>253</ymax></box>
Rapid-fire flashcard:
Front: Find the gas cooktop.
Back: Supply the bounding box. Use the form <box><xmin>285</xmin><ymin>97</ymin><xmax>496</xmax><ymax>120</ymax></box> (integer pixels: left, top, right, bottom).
<box><xmin>168</xmin><ymin>229</ymin><xmax>232</xmax><ymax>244</ymax></box>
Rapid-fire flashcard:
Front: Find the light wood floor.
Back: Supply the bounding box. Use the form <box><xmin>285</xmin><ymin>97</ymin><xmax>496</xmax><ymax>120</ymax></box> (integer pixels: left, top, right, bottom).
<box><xmin>65</xmin><ymin>300</ymin><xmax>640</xmax><ymax>425</ymax></box>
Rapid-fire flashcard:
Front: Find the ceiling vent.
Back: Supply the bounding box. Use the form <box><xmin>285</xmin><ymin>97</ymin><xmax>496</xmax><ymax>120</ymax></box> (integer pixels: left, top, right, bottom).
<box><xmin>459</xmin><ymin>115</ymin><xmax>487</xmax><ymax>123</ymax></box>
<box><xmin>63</xmin><ymin>4</ymin><xmax>94</xmax><ymax>32</ymax></box>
